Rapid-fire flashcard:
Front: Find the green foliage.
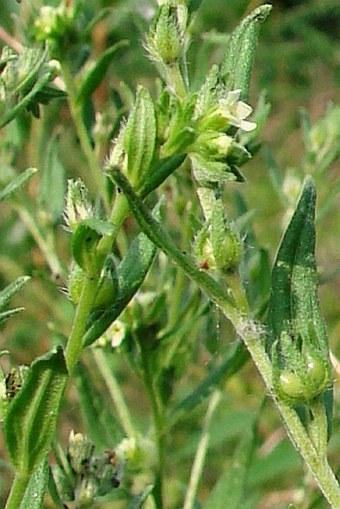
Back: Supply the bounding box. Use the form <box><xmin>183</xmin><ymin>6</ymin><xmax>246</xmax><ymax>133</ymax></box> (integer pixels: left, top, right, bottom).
<box><xmin>0</xmin><ymin>1</ymin><xmax>340</xmax><ymax>509</ymax></box>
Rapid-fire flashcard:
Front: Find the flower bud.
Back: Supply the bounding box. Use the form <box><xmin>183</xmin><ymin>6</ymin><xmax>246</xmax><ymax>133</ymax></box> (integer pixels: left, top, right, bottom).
<box><xmin>64</xmin><ymin>179</ymin><xmax>93</xmax><ymax>233</ymax></box>
<box><xmin>68</xmin><ymin>431</ymin><xmax>94</xmax><ymax>475</ymax></box>
<box><xmin>146</xmin><ymin>2</ymin><xmax>187</xmax><ymax>65</ymax></box>
<box><xmin>273</xmin><ymin>332</ymin><xmax>332</xmax><ymax>405</ymax></box>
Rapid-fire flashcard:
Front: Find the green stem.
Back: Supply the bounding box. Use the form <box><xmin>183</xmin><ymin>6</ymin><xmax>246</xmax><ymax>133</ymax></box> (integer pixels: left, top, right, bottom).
<box><xmin>112</xmin><ymin>168</ymin><xmax>340</xmax><ymax>508</ymax></box>
<box><xmin>183</xmin><ymin>391</ymin><xmax>221</xmax><ymax>509</ymax></box>
<box><xmin>65</xmin><ymin>274</ymin><xmax>98</xmax><ymax>373</ymax></box>
<box><xmin>307</xmin><ymin>397</ymin><xmax>328</xmax><ymax>457</ymax></box>
<box><xmin>5</xmin><ymin>473</ymin><xmax>29</xmax><ymax>509</ymax></box>
<box><xmin>96</xmin><ymin>193</ymin><xmax>130</xmax><ymax>258</ymax></box>
<box><xmin>60</xmin><ymin>63</ymin><xmax>107</xmax><ymax>208</ymax></box>
<box><xmin>92</xmin><ymin>348</ymin><xmax>136</xmax><ymax>438</ymax></box>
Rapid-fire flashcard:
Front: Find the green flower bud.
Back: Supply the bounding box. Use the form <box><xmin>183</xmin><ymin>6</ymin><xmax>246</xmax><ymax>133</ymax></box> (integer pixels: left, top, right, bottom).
<box><xmin>194</xmin><ymin>226</ymin><xmax>216</xmax><ymax>272</ymax></box>
<box><xmin>75</xmin><ymin>475</ymin><xmax>97</xmax><ymax>506</ymax></box>
<box><xmin>33</xmin><ymin>5</ymin><xmax>76</xmax><ymax>53</ymax></box>
<box><xmin>68</xmin><ymin>431</ymin><xmax>94</xmax><ymax>475</ymax></box>
<box><xmin>64</xmin><ymin>179</ymin><xmax>93</xmax><ymax>233</ymax></box>
<box><xmin>213</xmin><ymin>227</ymin><xmax>242</xmax><ymax>273</ymax></box>
<box><xmin>273</xmin><ymin>340</ymin><xmax>332</xmax><ymax>405</ymax></box>
<box><xmin>146</xmin><ymin>2</ymin><xmax>187</xmax><ymax>65</ymax></box>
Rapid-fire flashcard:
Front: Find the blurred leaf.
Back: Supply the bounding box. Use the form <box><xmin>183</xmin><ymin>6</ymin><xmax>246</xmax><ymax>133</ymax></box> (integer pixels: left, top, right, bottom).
<box><xmin>76</xmin><ymin>361</ymin><xmax>122</xmax><ymax>449</ymax></box>
<box><xmin>77</xmin><ymin>41</ymin><xmax>128</xmax><ymax>105</ymax></box>
<box><xmin>221</xmin><ymin>4</ymin><xmax>272</xmax><ymax>100</ymax></box>
<box><xmin>39</xmin><ymin>137</ymin><xmax>65</xmax><ymax>223</ymax></box>
<box><xmin>4</xmin><ymin>347</ymin><xmax>68</xmax><ymax>475</ymax></box>
<box><xmin>248</xmin><ymin>439</ymin><xmax>300</xmax><ymax>488</ymax></box>
<box><xmin>263</xmin><ymin>147</ymin><xmax>286</xmax><ymax>206</ymax></box>
<box><xmin>204</xmin><ymin>421</ymin><xmax>256</xmax><ymax>509</ymax></box>
<box><xmin>0</xmin><ymin>168</ymin><xmax>37</xmax><ymax>203</ymax></box>
<box><xmin>171</xmin><ymin>341</ymin><xmax>248</xmax><ymax>422</ymax></box>
<box><xmin>19</xmin><ymin>456</ymin><xmax>49</xmax><ymax>509</ymax></box>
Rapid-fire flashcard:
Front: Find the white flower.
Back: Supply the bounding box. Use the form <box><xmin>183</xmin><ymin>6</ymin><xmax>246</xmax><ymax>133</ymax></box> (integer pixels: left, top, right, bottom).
<box><xmin>218</xmin><ymin>89</ymin><xmax>257</xmax><ymax>132</ymax></box>
<box><xmin>109</xmin><ymin>320</ymin><xmax>126</xmax><ymax>348</ymax></box>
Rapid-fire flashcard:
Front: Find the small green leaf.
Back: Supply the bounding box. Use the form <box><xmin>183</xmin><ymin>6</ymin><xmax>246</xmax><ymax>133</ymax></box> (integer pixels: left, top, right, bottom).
<box><xmin>19</xmin><ymin>456</ymin><xmax>49</xmax><ymax>509</ymax></box>
<box><xmin>0</xmin><ymin>276</ymin><xmax>30</xmax><ymax>313</ymax></box>
<box><xmin>4</xmin><ymin>347</ymin><xmax>68</xmax><ymax>476</ymax></box>
<box><xmin>83</xmin><ymin>221</ymin><xmax>158</xmax><ymax>347</ymax></box>
<box><xmin>0</xmin><ymin>168</ymin><xmax>37</xmax><ymax>203</ymax></box>
<box><xmin>221</xmin><ymin>4</ymin><xmax>272</xmax><ymax>99</ymax></box>
<box><xmin>77</xmin><ymin>41</ymin><xmax>128</xmax><ymax>104</ymax></box>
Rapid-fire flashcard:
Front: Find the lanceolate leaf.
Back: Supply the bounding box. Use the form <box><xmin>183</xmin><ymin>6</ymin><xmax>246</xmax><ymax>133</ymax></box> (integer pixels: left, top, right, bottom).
<box><xmin>4</xmin><ymin>348</ymin><xmax>68</xmax><ymax>476</ymax></box>
<box><xmin>83</xmin><ymin>226</ymin><xmax>157</xmax><ymax>347</ymax></box>
<box><xmin>221</xmin><ymin>4</ymin><xmax>272</xmax><ymax>100</ymax></box>
<box><xmin>268</xmin><ymin>177</ymin><xmax>327</xmax><ymax>351</ymax></box>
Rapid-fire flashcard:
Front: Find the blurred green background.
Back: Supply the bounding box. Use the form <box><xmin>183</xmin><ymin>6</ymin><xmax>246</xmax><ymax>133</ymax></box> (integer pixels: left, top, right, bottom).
<box><xmin>0</xmin><ymin>1</ymin><xmax>340</xmax><ymax>507</ymax></box>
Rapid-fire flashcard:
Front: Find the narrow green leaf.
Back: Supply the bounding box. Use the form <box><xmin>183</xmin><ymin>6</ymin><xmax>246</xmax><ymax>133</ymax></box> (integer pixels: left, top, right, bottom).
<box><xmin>204</xmin><ymin>423</ymin><xmax>256</xmax><ymax>509</ymax></box>
<box><xmin>0</xmin><ymin>168</ymin><xmax>37</xmax><ymax>203</ymax></box>
<box><xmin>268</xmin><ymin>177</ymin><xmax>324</xmax><ymax>346</ymax></box>
<box><xmin>83</xmin><ymin>226</ymin><xmax>157</xmax><ymax>347</ymax></box>
<box><xmin>77</xmin><ymin>41</ymin><xmax>128</xmax><ymax>104</ymax></box>
<box><xmin>19</xmin><ymin>457</ymin><xmax>49</xmax><ymax>509</ymax></box>
<box><xmin>0</xmin><ymin>276</ymin><xmax>30</xmax><ymax>311</ymax></box>
<box><xmin>221</xmin><ymin>4</ymin><xmax>272</xmax><ymax>99</ymax></box>
<box><xmin>39</xmin><ymin>138</ymin><xmax>65</xmax><ymax>223</ymax></box>
<box><xmin>138</xmin><ymin>153</ymin><xmax>186</xmax><ymax>198</ymax></box>
<box><xmin>4</xmin><ymin>347</ymin><xmax>68</xmax><ymax>476</ymax></box>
